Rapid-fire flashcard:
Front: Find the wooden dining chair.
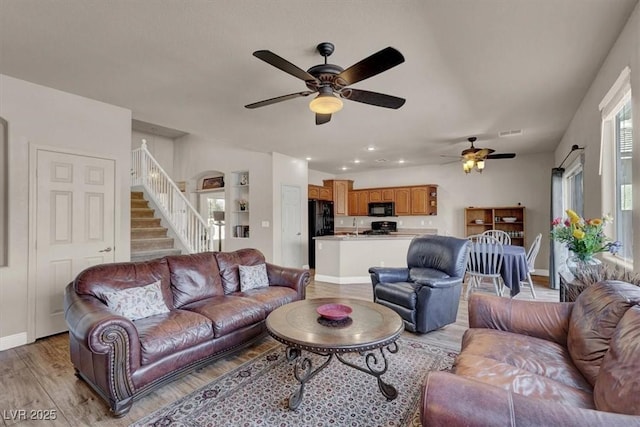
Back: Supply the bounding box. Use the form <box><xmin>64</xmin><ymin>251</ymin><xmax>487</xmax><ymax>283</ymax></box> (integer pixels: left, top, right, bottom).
<box><xmin>520</xmin><ymin>233</ymin><xmax>542</xmax><ymax>299</ymax></box>
<box><xmin>482</xmin><ymin>229</ymin><xmax>511</xmax><ymax>245</ymax></box>
<box><xmin>466</xmin><ymin>234</ymin><xmax>504</xmax><ymax>297</ymax></box>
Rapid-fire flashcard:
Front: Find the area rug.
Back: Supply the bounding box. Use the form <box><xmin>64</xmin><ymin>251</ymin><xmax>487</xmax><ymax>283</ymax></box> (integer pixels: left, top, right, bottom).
<box><xmin>132</xmin><ymin>336</ymin><xmax>457</xmax><ymax>427</ymax></box>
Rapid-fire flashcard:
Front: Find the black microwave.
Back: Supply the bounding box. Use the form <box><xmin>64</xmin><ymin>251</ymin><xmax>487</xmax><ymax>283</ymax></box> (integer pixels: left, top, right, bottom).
<box><xmin>368</xmin><ymin>202</ymin><xmax>395</xmax><ymax>217</ymax></box>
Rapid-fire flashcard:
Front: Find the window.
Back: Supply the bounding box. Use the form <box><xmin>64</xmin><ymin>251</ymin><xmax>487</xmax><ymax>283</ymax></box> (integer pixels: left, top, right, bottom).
<box><xmin>614</xmin><ymin>99</ymin><xmax>632</xmax><ymax>261</ymax></box>
<box><xmin>600</xmin><ymin>67</ymin><xmax>632</xmax><ymax>264</ymax></box>
<box><xmin>564</xmin><ymin>160</ymin><xmax>584</xmax><ymax>217</ymax></box>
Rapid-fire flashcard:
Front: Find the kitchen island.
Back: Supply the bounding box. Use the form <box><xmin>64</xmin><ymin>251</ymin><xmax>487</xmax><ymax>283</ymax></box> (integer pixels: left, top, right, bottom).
<box><xmin>313</xmin><ymin>234</ymin><xmax>427</xmax><ymax>284</ymax></box>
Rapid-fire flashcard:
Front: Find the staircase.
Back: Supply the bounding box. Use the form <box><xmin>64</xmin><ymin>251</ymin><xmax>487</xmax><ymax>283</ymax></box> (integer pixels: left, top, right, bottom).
<box><xmin>131</xmin><ymin>191</ymin><xmax>181</xmax><ymax>262</ymax></box>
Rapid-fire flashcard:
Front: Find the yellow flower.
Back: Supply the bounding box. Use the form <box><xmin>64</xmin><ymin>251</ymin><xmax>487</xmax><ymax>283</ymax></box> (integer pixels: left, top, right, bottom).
<box><xmin>590</xmin><ymin>218</ymin><xmax>603</xmax><ymax>226</ymax></box>
<box><xmin>573</xmin><ymin>229</ymin><xmax>585</xmax><ymax>239</ymax></box>
<box><xmin>566</xmin><ymin>209</ymin><xmax>581</xmax><ymax>224</ymax></box>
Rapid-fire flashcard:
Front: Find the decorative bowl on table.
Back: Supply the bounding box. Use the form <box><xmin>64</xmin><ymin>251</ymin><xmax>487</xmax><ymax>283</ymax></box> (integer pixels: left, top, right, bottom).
<box><xmin>316</xmin><ymin>303</ymin><xmax>352</xmax><ymax>320</ymax></box>
<box><xmin>502</xmin><ymin>217</ymin><xmax>517</xmax><ymax>223</ymax></box>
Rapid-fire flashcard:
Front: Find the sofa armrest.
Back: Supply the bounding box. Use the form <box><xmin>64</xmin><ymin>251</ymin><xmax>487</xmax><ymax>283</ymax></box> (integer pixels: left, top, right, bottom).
<box><xmin>265</xmin><ymin>263</ymin><xmax>310</xmax><ymax>300</ymax></box>
<box><xmin>421</xmin><ymin>372</ymin><xmax>640</xmax><ymax>427</ymax></box>
<box><xmin>64</xmin><ymin>283</ymin><xmax>141</xmax><ymax>401</ymax></box>
<box><xmin>416</xmin><ymin>275</ymin><xmax>464</xmax><ymax>288</ymax></box>
<box><xmin>468</xmin><ymin>293</ymin><xmax>573</xmax><ymax>346</ymax></box>
<box><xmin>368</xmin><ymin>267</ymin><xmax>410</xmax><ymax>284</ymax></box>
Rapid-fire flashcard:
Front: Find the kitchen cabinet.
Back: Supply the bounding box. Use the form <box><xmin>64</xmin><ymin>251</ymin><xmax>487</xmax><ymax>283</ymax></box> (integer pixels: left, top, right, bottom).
<box><xmin>348</xmin><ymin>190</ymin><xmax>369</xmax><ymax>216</ymax></box>
<box><xmin>394</xmin><ymin>188</ymin><xmax>411</xmax><ymax>215</ymax></box>
<box><xmin>410</xmin><ymin>185</ymin><xmax>438</xmax><ymax>215</ymax></box>
<box><xmin>465</xmin><ymin>206</ymin><xmax>526</xmax><ymax>246</ymax></box>
<box><xmin>323</xmin><ymin>179</ymin><xmax>353</xmax><ymax>216</ymax></box>
<box><xmin>308</xmin><ymin>185</ymin><xmax>332</xmax><ymax>201</ymax></box>
<box><xmin>368</xmin><ymin>188</ymin><xmax>394</xmax><ymax>202</ymax></box>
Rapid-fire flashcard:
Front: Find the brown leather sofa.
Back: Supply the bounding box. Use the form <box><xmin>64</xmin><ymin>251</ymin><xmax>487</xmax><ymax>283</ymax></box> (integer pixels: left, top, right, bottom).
<box><xmin>421</xmin><ymin>280</ymin><xmax>640</xmax><ymax>426</ymax></box>
<box><xmin>64</xmin><ymin>249</ymin><xmax>309</xmax><ymax>417</ymax></box>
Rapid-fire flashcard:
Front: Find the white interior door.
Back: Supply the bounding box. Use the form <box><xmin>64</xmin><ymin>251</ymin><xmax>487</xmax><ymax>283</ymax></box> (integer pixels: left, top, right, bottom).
<box><xmin>281</xmin><ymin>185</ymin><xmax>302</xmax><ymax>268</ymax></box>
<box><xmin>35</xmin><ymin>149</ymin><xmax>116</xmax><ymax>338</ymax></box>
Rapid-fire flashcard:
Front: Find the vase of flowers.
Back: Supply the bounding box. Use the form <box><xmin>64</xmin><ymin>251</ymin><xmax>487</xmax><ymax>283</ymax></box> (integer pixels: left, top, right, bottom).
<box><xmin>238</xmin><ymin>199</ymin><xmax>247</xmax><ymax>211</ymax></box>
<box><xmin>550</xmin><ymin>210</ymin><xmax>621</xmax><ymax>276</ymax></box>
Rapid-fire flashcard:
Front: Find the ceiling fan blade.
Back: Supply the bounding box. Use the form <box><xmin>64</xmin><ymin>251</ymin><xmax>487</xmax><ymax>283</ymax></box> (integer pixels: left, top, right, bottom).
<box><xmin>336</xmin><ymin>47</ymin><xmax>405</xmax><ymax>86</ymax></box>
<box><xmin>253</xmin><ymin>50</ymin><xmax>319</xmax><ymax>82</ymax></box>
<box><xmin>341</xmin><ymin>88</ymin><xmax>405</xmax><ymax>109</ymax></box>
<box><xmin>245</xmin><ymin>91</ymin><xmax>313</xmax><ymax>109</ymax></box>
<box><xmin>316</xmin><ymin>113</ymin><xmax>331</xmax><ymax>125</ymax></box>
<box><xmin>486</xmin><ymin>153</ymin><xmax>516</xmax><ymax>159</ymax></box>
<box><xmin>475</xmin><ymin>148</ymin><xmax>495</xmax><ymax>158</ymax></box>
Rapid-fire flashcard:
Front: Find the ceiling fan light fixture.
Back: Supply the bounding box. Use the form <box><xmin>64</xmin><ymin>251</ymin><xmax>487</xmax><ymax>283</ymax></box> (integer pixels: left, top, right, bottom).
<box><xmin>476</xmin><ymin>160</ymin><xmax>485</xmax><ymax>171</ymax></box>
<box><xmin>309</xmin><ymin>92</ymin><xmax>343</xmax><ymax>114</ymax></box>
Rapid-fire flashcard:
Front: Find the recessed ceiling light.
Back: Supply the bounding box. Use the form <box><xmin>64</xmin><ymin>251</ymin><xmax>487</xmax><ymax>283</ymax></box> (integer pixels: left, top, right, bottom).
<box><xmin>341</xmin><ymin>166</ymin><xmax>348</xmax><ymax>171</ymax></box>
<box><xmin>367</xmin><ymin>146</ymin><xmax>376</xmax><ymax>151</ymax></box>
<box><xmin>305</xmin><ymin>157</ymin><xmax>312</xmax><ymax>161</ymax></box>
<box><xmin>398</xmin><ymin>159</ymin><xmax>405</xmax><ymax>164</ymax></box>
<box><xmin>354</xmin><ymin>159</ymin><xmax>361</xmax><ymax>164</ymax></box>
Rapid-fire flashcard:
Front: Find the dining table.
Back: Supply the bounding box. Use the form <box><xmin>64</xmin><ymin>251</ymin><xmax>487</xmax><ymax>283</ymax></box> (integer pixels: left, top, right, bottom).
<box><xmin>497</xmin><ymin>244</ymin><xmax>529</xmax><ymax>297</ymax></box>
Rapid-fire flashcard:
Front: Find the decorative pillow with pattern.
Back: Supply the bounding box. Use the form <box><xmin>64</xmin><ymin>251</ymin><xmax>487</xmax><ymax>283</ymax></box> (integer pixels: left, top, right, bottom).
<box><xmin>101</xmin><ymin>280</ymin><xmax>170</xmax><ymax>321</ymax></box>
<box><xmin>239</xmin><ymin>263</ymin><xmax>269</xmax><ymax>292</ymax></box>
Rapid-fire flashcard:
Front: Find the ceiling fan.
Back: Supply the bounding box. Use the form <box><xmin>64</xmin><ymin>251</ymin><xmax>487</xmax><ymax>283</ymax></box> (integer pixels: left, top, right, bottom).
<box><xmin>444</xmin><ymin>137</ymin><xmax>516</xmax><ymax>173</ymax></box>
<box><xmin>244</xmin><ymin>42</ymin><xmax>406</xmax><ymax>125</ymax></box>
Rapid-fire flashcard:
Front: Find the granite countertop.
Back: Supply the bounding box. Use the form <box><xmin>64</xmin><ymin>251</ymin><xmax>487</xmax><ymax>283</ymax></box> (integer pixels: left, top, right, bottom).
<box><xmin>314</xmin><ymin>234</ymin><xmax>418</xmax><ymax>241</ymax></box>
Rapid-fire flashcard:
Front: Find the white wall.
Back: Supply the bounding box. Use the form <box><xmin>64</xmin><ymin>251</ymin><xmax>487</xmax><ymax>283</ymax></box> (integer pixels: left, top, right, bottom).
<box><xmin>0</xmin><ymin>75</ymin><xmax>132</xmax><ymax>347</ymax></box>
<box><xmin>314</xmin><ymin>151</ymin><xmax>554</xmax><ymax>271</ymax></box>
<box><xmin>555</xmin><ymin>2</ymin><xmax>640</xmax><ymax>267</ymax></box>
<box><xmin>272</xmin><ymin>153</ymin><xmax>308</xmax><ymax>267</ymax></box>
<box><xmin>173</xmin><ymin>134</ymin><xmax>274</xmax><ymax>259</ymax></box>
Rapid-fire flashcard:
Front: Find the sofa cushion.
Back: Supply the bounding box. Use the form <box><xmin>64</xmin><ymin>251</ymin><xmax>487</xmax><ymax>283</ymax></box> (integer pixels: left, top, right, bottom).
<box><xmin>215</xmin><ymin>249</ymin><xmax>266</xmax><ymax>294</ymax></box>
<box><xmin>181</xmin><ymin>296</ymin><xmax>266</xmax><ymax>337</ymax></box>
<box><xmin>568</xmin><ymin>281</ymin><xmax>640</xmax><ymax>386</ymax></box>
<box><xmin>166</xmin><ymin>252</ymin><xmax>224</xmax><ymax>307</ymax></box>
<box><xmin>101</xmin><ymin>280</ymin><xmax>169</xmax><ymax>321</ymax></box>
<box><xmin>594</xmin><ymin>305</ymin><xmax>640</xmax><ymax>415</ymax></box>
<box><xmin>461</xmin><ymin>328</ymin><xmax>592</xmax><ymax>393</ymax></box>
<box><xmin>239</xmin><ymin>263</ymin><xmax>269</xmax><ymax>291</ymax></box>
<box><xmin>74</xmin><ymin>257</ymin><xmax>173</xmax><ymax>308</ymax></box>
<box><xmin>237</xmin><ymin>286</ymin><xmax>298</xmax><ymax>314</ymax></box>
<box><xmin>134</xmin><ymin>309</ymin><xmax>214</xmax><ymax>365</ymax></box>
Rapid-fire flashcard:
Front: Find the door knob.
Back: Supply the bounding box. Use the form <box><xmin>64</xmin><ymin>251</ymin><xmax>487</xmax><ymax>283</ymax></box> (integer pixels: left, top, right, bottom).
<box><xmin>99</xmin><ymin>247</ymin><xmax>112</xmax><ymax>253</ymax></box>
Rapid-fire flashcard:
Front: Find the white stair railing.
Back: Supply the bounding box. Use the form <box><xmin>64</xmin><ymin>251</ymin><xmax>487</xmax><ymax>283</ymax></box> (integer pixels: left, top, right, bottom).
<box><xmin>132</xmin><ymin>140</ymin><xmax>214</xmax><ymax>253</ymax></box>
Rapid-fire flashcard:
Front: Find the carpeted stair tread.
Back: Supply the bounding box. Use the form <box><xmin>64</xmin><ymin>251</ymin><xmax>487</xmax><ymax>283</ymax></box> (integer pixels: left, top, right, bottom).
<box><xmin>131</xmin><ymin>237</ymin><xmax>174</xmax><ymax>251</ymax></box>
<box><xmin>130</xmin><ymin>248</ymin><xmax>182</xmax><ymax>262</ymax></box>
<box><xmin>131</xmin><ymin>227</ymin><xmax>168</xmax><ymax>239</ymax></box>
<box><xmin>131</xmin><ymin>217</ymin><xmax>162</xmax><ymax>227</ymax></box>
<box><xmin>131</xmin><ymin>208</ymin><xmax>155</xmax><ymax>218</ymax></box>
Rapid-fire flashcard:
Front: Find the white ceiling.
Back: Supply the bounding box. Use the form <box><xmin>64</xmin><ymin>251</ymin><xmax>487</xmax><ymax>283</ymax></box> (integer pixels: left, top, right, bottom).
<box><xmin>1</xmin><ymin>0</ymin><xmax>637</xmax><ymax>173</ymax></box>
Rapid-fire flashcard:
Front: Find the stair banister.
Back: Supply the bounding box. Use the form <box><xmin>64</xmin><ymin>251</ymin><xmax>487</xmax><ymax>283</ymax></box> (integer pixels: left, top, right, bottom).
<box><xmin>132</xmin><ymin>140</ymin><xmax>213</xmax><ymax>253</ymax></box>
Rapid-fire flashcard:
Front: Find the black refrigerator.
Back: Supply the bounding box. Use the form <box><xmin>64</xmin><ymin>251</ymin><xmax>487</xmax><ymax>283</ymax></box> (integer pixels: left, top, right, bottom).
<box><xmin>308</xmin><ymin>200</ymin><xmax>334</xmax><ymax>268</ymax></box>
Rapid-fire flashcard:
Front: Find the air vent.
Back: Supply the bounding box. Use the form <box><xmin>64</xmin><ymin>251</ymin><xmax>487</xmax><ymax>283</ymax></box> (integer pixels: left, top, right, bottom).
<box><xmin>375</xmin><ymin>159</ymin><xmax>388</xmax><ymax>163</ymax></box>
<box><xmin>499</xmin><ymin>129</ymin><xmax>523</xmax><ymax>138</ymax></box>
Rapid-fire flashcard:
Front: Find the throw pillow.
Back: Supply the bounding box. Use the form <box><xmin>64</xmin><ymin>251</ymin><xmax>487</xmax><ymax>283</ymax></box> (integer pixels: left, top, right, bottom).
<box><xmin>239</xmin><ymin>263</ymin><xmax>269</xmax><ymax>292</ymax></box>
<box><xmin>101</xmin><ymin>280</ymin><xmax>170</xmax><ymax>321</ymax></box>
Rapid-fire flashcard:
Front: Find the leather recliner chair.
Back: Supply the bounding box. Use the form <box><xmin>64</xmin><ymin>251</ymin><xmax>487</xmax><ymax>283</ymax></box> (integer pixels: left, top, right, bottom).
<box><xmin>369</xmin><ymin>235</ymin><xmax>469</xmax><ymax>333</ymax></box>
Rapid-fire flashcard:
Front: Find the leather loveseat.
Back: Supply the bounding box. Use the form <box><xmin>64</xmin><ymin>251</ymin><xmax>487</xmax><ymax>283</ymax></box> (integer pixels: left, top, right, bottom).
<box><xmin>421</xmin><ymin>280</ymin><xmax>640</xmax><ymax>426</ymax></box>
<box><xmin>64</xmin><ymin>248</ymin><xmax>309</xmax><ymax>417</ymax></box>
<box><xmin>369</xmin><ymin>235</ymin><xmax>469</xmax><ymax>333</ymax></box>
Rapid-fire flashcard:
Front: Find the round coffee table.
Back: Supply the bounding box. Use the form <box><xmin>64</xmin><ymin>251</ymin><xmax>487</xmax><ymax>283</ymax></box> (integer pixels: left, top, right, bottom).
<box><xmin>266</xmin><ymin>297</ymin><xmax>404</xmax><ymax>410</ymax></box>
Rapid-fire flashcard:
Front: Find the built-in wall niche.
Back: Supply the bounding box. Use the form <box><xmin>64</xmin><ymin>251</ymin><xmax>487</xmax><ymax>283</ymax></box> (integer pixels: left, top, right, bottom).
<box><xmin>0</xmin><ymin>117</ymin><xmax>7</xmax><ymax>266</ymax></box>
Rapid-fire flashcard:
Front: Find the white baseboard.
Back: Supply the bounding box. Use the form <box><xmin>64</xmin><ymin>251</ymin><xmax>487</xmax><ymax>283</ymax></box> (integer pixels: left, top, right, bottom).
<box><xmin>0</xmin><ymin>332</ymin><xmax>28</xmax><ymax>351</ymax></box>
<box><xmin>532</xmin><ymin>269</ymin><xmax>549</xmax><ymax>277</ymax></box>
<box><xmin>314</xmin><ymin>274</ymin><xmax>371</xmax><ymax>284</ymax></box>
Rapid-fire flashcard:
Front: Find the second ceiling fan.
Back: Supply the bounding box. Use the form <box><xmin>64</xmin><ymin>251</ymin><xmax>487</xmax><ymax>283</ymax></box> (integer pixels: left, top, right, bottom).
<box><xmin>444</xmin><ymin>137</ymin><xmax>516</xmax><ymax>173</ymax></box>
<box><xmin>245</xmin><ymin>42</ymin><xmax>406</xmax><ymax>125</ymax></box>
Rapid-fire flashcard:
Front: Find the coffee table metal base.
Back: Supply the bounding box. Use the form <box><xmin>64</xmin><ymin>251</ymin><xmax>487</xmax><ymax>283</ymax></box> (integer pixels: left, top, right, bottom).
<box><xmin>285</xmin><ymin>342</ymin><xmax>399</xmax><ymax>410</ymax></box>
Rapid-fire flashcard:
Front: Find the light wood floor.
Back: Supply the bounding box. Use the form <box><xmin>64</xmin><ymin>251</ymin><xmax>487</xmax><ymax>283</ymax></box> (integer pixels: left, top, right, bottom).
<box><xmin>0</xmin><ymin>277</ymin><xmax>558</xmax><ymax>426</ymax></box>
